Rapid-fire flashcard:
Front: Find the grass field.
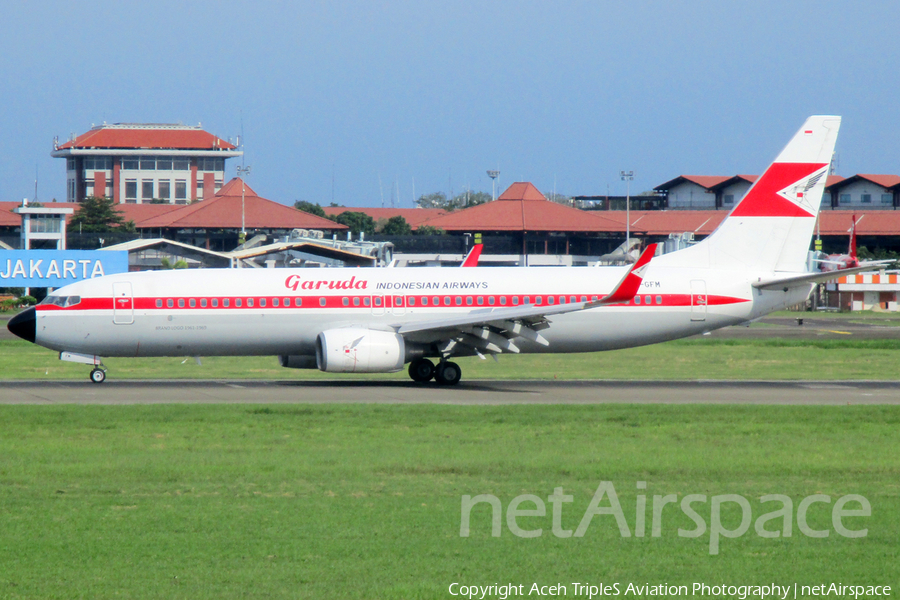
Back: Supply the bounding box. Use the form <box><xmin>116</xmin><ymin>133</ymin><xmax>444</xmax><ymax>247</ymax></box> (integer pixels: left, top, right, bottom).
<box><xmin>1</xmin><ymin>336</ymin><xmax>900</xmax><ymax>382</ymax></box>
<box><xmin>0</xmin><ymin>404</ymin><xmax>897</xmax><ymax>599</ymax></box>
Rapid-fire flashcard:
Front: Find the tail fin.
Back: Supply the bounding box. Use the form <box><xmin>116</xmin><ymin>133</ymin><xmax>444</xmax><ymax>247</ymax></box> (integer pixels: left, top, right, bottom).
<box><xmin>849</xmin><ymin>214</ymin><xmax>857</xmax><ymax>261</ymax></box>
<box><xmin>664</xmin><ymin>116</ymin><xmax>841</xmax><ymax>273</ymax></box>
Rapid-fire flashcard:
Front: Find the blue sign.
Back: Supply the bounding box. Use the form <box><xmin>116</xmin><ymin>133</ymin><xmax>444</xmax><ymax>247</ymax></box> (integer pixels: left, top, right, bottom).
<box><xmin>0</xmin><ymin>250</ymin><xmax>128</xmax><ymax>287</ymax></box>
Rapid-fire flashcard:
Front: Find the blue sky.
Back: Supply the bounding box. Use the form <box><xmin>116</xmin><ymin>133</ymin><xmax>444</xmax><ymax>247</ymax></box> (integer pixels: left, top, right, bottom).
<box><xmin>2</xmin><ymin>0</ymin><xmax>898</xmax><ymax>207</ymax></box>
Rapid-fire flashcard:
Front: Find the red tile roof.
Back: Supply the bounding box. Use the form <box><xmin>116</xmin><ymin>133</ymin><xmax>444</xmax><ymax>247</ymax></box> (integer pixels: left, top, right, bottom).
<box><xmin>322</xmin><ymin>206</ymin><xmax>447</xmax><ymax>228</ymax></box>
<box><xmin>57</xmin><ymin>124</ymin><xmax>236</xmax><ymax>151</ymax></box>
<box><xmin>0</xmin><ymin>201</ymin><xmax>81</xmax><ymax>227</ymax></box>
<box><xmin>136</xmin><ymin>178</ymin><xmax>346</xmax><ymax>230</ymax></box>
<box><xmin>418</xmin><ymin>182</ymin><xmax>627</xmax><ymax>233</ymax></box>
<box><xmin>655</xmin><ymin>175</ymin><xmax>731</xmax><ymax>191</ymax></box>
<box><xmin>829</xmin><ymin>174</ymin><xmax>900</xmax><ymax>190</ymax></box>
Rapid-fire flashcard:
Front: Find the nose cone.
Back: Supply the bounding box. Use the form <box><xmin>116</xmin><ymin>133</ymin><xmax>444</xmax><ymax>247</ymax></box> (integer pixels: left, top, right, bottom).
<box><xmin>7</xmin><ymin>307</ymin><xmax>36</xmax><ymax>344</ymax></box>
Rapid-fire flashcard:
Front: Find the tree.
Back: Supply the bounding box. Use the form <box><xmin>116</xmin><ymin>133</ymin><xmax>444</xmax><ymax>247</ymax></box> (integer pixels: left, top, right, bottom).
<box><xmin>416</xmin><ymin>190</ymin><xmax>491</xmax><ymax>210</ymax></box>
<box><xmin>294</xmin><ymin>200</ymin><xmax>327</xmax><ymax>218</ymax></box>
<box><xmin>415</xmin><ymin>225</ymin><xmax>445</xmax><ymax>236</ymax></box>
<box><xmin>334</xmin><ymin>211</ymin><xmax>376</xmax><ymax>236</ymax></box>
<box><xmin>416</xmin><ymin>192</ymin><xmax>448</xmax><ymax>209</ymax></box>
<box><xmin>380</xmin><ymin>216</ymin><xmax>412</xmax><ymax>236</ymax></box>
<box><xmin>69</xmin><ymin>196</ymin><xmax>135</xmax><ymax>232</ymax></box>
<box><xmin>450</xmin><ymin>190</ymin><xmax>491</xmax><ymax>209</ymax></box>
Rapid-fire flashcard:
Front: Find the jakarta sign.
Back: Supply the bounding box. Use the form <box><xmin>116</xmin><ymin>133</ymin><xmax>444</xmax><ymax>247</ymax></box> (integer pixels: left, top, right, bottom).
<box><xmin>0</xmin><ymin>250</ymin><xmax>128</xmax><ymax>287</ymax></box>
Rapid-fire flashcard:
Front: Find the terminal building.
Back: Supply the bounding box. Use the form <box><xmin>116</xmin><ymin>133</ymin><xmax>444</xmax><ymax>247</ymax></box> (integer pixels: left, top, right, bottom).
<box><xmin>51</xmin><ymin>123</ymin><xmax>242</xmax><ymax>204</ymax></box>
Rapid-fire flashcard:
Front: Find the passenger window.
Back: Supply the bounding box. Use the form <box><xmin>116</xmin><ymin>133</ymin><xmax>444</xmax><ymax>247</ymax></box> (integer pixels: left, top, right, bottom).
<box><xmin>580</xmin><ymin>296</ymin><xmax>586</xmax><ymax>303</ymax></box>
<box><xmin>353</xmin><ymin>297</ymin><xmax>360</xmax><ymax>306</ymax></box>
<box><xmin>466</xmin><ymin>297</ymin><xmax>473</xmax><ymax>305</ymax></box>
<box><xmin>200</xmin><ymin>299</ymin><xmax>207</xmax><ymax>308</ymax></box>
<box><xmin>645</xmin><ymin>296</ymin><xmax>651</xmax><ymax>305</ymax></box>
<box><xmin>570</xmin><ymin>296</ymin><xmax>576</xmax><ymax>304</ymax></box>
<box><xmin>547</xmin><ymin>297</ymin><xmax>554</xmax><ymax>305</ymax></box>
<box><xmin>375</xmin><ymin>297</ymin><xmax>382</xmax><ymax>307</ymax></box>
<box><xmin>260</xmin><ymin>299</ymin><xmax>267</xmax><ymax>307</ymax></box>
<box><xmin>488</xmin><ymin>297</ymin><xmax>495</xmax><ymax>305</ymax></box>
<box><xmin>500</xmin><ymin>296</ymin><xmax>507</xmax><ymax>305</ymax></box>
<box><xmin>444</xmin><ymin>297</ymin><xmax>451</xmax><ymax>306</ymax></box>
<box><xmin>247</xmin><ymin>299</ymin><xmax>254</xmax><ymax>308</ymax></box>
<box><xmin>455</xmin><ymin>296</ymin><xmax>462</xmax><ymax>306</ymax></box>
<box><xmin>156</xmin><ymin>299</ymin><xmax>163</xmax><ymax>308</ymax></box>
<box><xmin>363</xmin><ymin>297</ymin><xmax>370</xmax><ymax>307</ymax></box>
<box><xmin>342</xmin><ymin>297</ymin><xmax>349</xmax><ymax>306</ymax></box>
<box><xmin>524</xmin><ymin>296</ymin><xmax>530</xmax><ymax>305</ymax></box>
<box><xmin>178</xmin><ymin>299</ymin><xmax>185</xmax><ymax>308</ymax></box>
<box><xmin>212</xmin><ymin>299</ymin><xmax>218</xmax><ymax>308</ymax></box>
<box><xmin>295</xmin><ymin>298</ymin><xmax>302</xmax><ymax>307</ymax></box>
<box><xmin>273</xmin><ymin>298</ymin><xmax>280</xmax><ymax>307</ymax></box>
<box><xmin>235</xmin><ymin>299</ymin><xmax>242</xmax><ymax>308</ymax></box>
<box><xmin>223</xmin><ymin>299</ymin><xmax>230</xmax><ymax>308</ymax></box>
<box><xmin>433</xmin><ymin>296</ymin><xmax>440</xmax><ymax>305</ymax></box>
<box><xmin>656</xmin><ymin>295</ymin><xmax>662</xmax><ymax>305</ymax></box>
<box><xmin>189</xmin><ymin>299</ymin><xmax>196</xmax><ymax>308</ymax></box>
<box><xmin>409</xmin><ymin>297</ymin><xmax>416</xmax><ymax>306</ymax></box>
<box><xmin>635</xmin><ymin>296</ymin><xmax>641</xmax><ymax>305</ymax></box>
<box><xmin>513</xmin><ymin>296</ymin><xmax>519</xmax><ymax>305</ymax></box>
<box><xmin>284</xmin><ymin>298</ymin><xmax>290</xmax><ymax>307</ymax></box>
<box><xmin>319</xmin><ymin>298</ymin><xmax>326</xmax><ymax>307</ymax></box>
<box><xmin>422</xmin><ymin>297</ymin><xmax>428</xmax><ymax>306</ymax></box>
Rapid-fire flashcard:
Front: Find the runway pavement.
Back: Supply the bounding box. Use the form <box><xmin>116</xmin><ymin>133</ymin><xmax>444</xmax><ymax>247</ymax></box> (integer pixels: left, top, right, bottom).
<box><xmin>1</xmin><ymin>379</ymin><xmax>898</xmax><ymax>405</ymax></box>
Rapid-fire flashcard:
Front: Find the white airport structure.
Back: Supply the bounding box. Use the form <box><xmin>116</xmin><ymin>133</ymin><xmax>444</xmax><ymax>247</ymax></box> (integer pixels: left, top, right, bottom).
<box><xmin>51</xmin><ymin>123</ymin><xmax>242</xmax><ymax>204</ymax></box>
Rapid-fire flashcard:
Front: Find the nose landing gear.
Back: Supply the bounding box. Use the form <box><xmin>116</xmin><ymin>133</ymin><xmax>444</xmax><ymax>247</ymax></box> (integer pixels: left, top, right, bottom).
<box><xmin>90</xmin><ymin>368</ymin><xmax>107</xmax><ymax>384</ymax></box>
<box><xmin>59</xmin><ymin>352</ymin><xmax>107</xmax><ymax>384</ymax></box>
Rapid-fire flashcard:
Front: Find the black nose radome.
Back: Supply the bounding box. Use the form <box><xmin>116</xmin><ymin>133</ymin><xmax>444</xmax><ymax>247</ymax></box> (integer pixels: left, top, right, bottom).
<box><xmin>7</xmin><ymin>307</ymin><xmax>36</xmax><ymax>344</ymax></box>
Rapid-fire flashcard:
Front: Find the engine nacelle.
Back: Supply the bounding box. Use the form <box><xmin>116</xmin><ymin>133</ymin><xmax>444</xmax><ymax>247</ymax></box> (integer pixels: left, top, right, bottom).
<box><xmin>315</xmin><ymin>328</ymin><xmax>405</xmax><ymax>373</ymax></box>
<box><xmin>278</xmin><ymin>355</ymin><xmax>318</xmax><ymax>369</ymax></box>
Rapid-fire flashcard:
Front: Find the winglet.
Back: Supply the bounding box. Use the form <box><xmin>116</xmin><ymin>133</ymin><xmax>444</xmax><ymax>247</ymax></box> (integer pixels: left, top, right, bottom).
<box><xmin>596</xmin><ymin>243</ymin><xmax>657</xmax><ymax>305</ymax></box>
<box><xmin>461</xmin><ymin>243</ymin><xmax>483</xmax><ymax>267</ymax></box>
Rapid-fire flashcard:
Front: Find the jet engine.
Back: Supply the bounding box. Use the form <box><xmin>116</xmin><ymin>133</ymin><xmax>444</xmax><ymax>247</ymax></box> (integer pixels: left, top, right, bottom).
<box><xmin>315</xmin><ymin>328</ymin><xmax>406</xmax><ymax>373</ymax></box>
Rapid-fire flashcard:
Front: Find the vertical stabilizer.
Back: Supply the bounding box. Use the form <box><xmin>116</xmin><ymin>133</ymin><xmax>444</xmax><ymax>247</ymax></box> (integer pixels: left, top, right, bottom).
<box><xmin>665</xmin><ymin>116</ymin><xmax>841</xmax><ymax>274</ymax></box>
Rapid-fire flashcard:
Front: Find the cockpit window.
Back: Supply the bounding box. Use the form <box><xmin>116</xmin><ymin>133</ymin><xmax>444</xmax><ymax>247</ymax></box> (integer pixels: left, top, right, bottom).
<box><xmin>40</xmin><ymin>295</ymin><xmax>81</xmax><ymax>307</ymax></box>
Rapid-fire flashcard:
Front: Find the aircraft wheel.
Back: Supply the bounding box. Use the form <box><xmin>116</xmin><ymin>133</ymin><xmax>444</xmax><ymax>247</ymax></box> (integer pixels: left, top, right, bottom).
<box><xmin>90</xmin><ymin>368</ymin><xmax>107</xmax><ymax>384</ymax></box>
<box><xmin>408</xmin><ymin>358</ymin><xmax>435</xmax><ymax>382</ymax></box>
<box><xmin>434</xmin><ymin>361</ymin><xmax>461</xmax><ymax>386</ymax></box>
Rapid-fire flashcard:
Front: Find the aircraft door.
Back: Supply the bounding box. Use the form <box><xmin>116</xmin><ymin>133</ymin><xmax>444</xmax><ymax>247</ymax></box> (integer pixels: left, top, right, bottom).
<box><xmin>112</xmin><ymin>282</ymin><xmax>134</xmax><ymax>325</ymax></box>
<box><xmin>690</xmin><ymin>279</ymin><xmax>707</xmax><ymax>322</ymax></box>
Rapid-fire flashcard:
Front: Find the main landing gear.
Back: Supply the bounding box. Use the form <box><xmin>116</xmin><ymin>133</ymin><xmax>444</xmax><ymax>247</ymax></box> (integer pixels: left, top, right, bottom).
<box><xmin>407</xmin><ymin>358</ymin><xmax>461</xmax><ymax>386</ymax></box>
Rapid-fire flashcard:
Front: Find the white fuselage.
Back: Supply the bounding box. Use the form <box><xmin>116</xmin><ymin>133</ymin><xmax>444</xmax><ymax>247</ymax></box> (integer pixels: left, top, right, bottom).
<box><xmin>33</xmin><ymin>261</ymin><xmax>809</xmax><ymax>359</ymax></box>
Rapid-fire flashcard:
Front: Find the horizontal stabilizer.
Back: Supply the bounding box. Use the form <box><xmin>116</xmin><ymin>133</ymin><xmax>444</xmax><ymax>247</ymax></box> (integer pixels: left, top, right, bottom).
<box><xmin>753</xmin><ymin>261</ymin><xmax>894</xmax><ymax>291</ymax></box>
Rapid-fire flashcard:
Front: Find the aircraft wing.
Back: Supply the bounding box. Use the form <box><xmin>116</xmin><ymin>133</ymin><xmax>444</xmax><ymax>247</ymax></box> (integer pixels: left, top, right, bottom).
<box><xmin>397</xmin><ymin>244</ymin><xmax>657</xmax><ymax>356</ymax></box>
<box><xmin>752</xmin><ymin>261</ymin><xmax>895</xmax><ymax>291</ymax></box>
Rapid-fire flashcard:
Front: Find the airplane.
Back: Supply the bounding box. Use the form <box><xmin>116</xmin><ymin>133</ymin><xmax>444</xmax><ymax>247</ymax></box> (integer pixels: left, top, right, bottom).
<box><xmin>814</xmin><ymin>214</ymin><xmax>892</xmax><ymax>273</ymax></box>
<box><xmin>9</xmin><ymin>116</ymin><xmax>875</xmax><ymax>385</ymax></box>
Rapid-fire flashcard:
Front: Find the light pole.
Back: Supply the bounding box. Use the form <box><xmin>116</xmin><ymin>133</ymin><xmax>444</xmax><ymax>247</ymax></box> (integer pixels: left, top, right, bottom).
<box><xmin>236</xmin><ymin>164</ymin><xmax>252</xmax><ymax>244</ymax></box>
<box><xmin>487</xmin><ymin>170</ymin><xmax>500</xmax><ymax>202</ymax></box>
<box><xmin>620</xmin><ymin>170</ymin><xmax>634</xmax><ymax>258</ymax></box>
